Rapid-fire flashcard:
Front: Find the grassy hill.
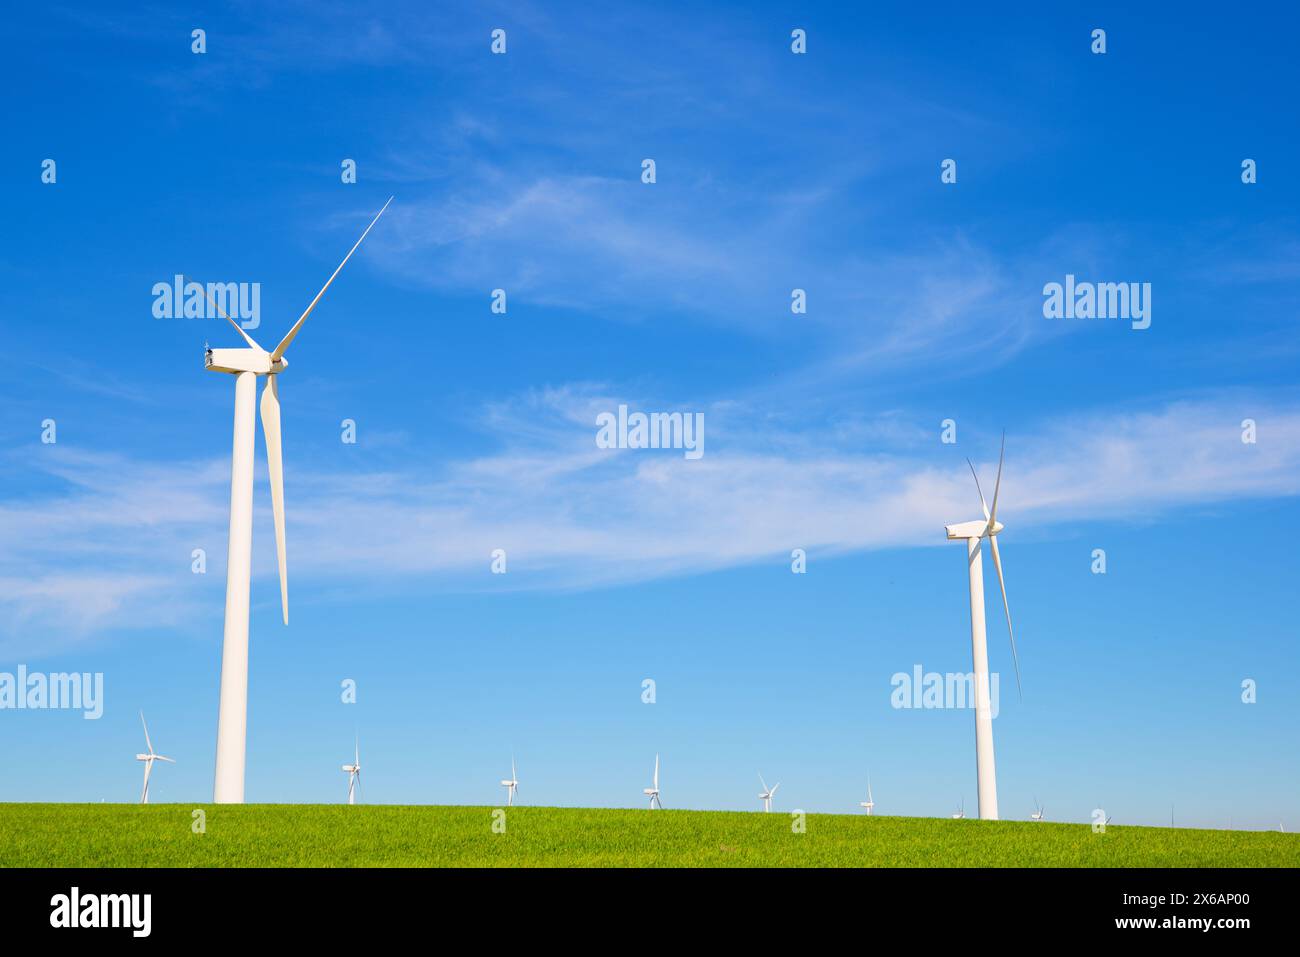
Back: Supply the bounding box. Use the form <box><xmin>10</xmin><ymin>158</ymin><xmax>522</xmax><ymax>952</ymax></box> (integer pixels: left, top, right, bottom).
<box><xmin>1</xmin><ymin>804</ymin><xmax>1295</xmax><ymax>867</ymax></box>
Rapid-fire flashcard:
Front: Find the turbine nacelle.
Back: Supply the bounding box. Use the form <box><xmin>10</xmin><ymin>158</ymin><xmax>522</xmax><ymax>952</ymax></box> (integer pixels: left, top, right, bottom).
<box><xmin>204</xmin><ymin>347</ymin><xmax>287</xmax><ymax>376</ymax></box>
<box><xmin>945</xmin><ymin>518</ymin><xmax>1004</xmax><ymax>540</ymax></box>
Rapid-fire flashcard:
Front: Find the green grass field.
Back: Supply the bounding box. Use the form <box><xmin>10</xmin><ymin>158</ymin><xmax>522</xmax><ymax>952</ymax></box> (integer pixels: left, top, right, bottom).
<box><xmin>1</xmin><ymin>804</ymin><xmax>1295</xmax><ymax>867</ymax></box>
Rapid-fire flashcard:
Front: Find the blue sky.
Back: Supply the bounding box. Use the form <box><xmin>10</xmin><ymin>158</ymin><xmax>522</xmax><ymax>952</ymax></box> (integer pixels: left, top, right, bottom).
<box><xmin>1</xmin><ymin>2</ymin><xmax>1297</xmax><ymax>828</ymax></box>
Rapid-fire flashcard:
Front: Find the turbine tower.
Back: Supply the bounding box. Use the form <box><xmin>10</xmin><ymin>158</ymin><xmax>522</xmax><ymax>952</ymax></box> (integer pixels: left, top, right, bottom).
<box><xmin>859</xmin><ymin>777</ymin><xmax>875</xmax><ymax>815</ymax></box>
<box><xmin>341</xmin><ymin>736</ymin><xmax>361</xmax><ymax>805</ymax></box>
<box><xmin>500</xmin><ymin>754</ymin><xmax>518</xmax><ymax>806</ymax></box>
<box><xmin>643</xmin><ymin>754</ymin><xmax>662</xmax><ymax>809</ymax></box>
<box><xmin>757</xmin><ymin>773</ymin><xmax>780</xmax><ymax>812</ymax></box>
<box><xmin>135</xmin><ymin>710</ymin><xmax>175</xmax><ymax>804</ymax></box>
<box><xmin>207</xmin><ymin>198</ymin><xmax>392</xmax><ymax>803</ymax></box>
<box><xmin>944</xmin><ymin>434</ymin><xmax>1021</xmax><ymax>821</ymax></box>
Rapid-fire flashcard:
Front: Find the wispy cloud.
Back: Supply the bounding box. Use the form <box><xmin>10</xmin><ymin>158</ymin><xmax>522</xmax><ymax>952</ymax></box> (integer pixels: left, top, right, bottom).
<box><xmin>369</xmin><ymin>172</ymin><xmax>1062</xmax><ymax>387</ymax></box>
<box><xmin>4</xmin><ymin>389</ymin><xmax>1296</xmax><ymax>653</ymax></box>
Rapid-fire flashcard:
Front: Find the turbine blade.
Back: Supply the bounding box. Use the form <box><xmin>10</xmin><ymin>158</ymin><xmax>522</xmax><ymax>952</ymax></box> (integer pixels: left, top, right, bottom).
<box><xmin>183</xmin><ymin>274</ymin><xmax>266</xmax><ymax>351</ymax></box>
<box><xmin>654</xmin><ymin>753</ymin><xmax>659</xmax><ymax>790</ymax></box>
<box><xmin>270</xmin><ymin>197</ymin><xmax>393</xmax><ymax>362</ymax></box>
<box><xmin>139</xmin><ymin>710</ymin><xmax>153</xmax><ymax>754</ymax></box>
<box><xmin>989</xmin><ymin>535</ymin><xmax>1022</xmax><ymax>698</ymax></box>
<box><xmin>758</xmin><ymin>773</ymin><xmax>768</xmax><ymax>793</ymax></box>
<box><xmin>156</xmin><ymin>756</ymin><xmax>176</xmax><ymax>764</ymax></box>
<box><xmin>771</xmin><ymin>782</ymin><xmax>780</xmax><ymax>795</ymax></box>
<box><xmin>986</xmin><ymin>431</ymin><xmax>1006</xmax><ymax>530</ymax></box>
<box><xmin>966</xmin><ymin>458</ymin><xmax>990</xmax><ymax>521</ymax></box>
<box><xmin>260</xmin><ymin>376</ymin><xmax>288</xmax><ymax>625</ymax></box>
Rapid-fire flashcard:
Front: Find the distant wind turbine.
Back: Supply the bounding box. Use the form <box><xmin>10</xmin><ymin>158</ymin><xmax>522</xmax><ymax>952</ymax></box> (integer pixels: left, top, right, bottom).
<box><xmin>643</xmin><ymin>754</ymin><xmax>663</xmax><ymax>809</ymax></box>
<box><xmin>1031</xmin><ymin>797</ymin><xmax>1044</xmax><ymax>821</ymax></box>
<box><xmin>859</xmin><ymin>777</ymin><xmax>875</xmax><ymax>815</ymax></box>
<box><xmin>945</xmin><ymin>434</ymin><xmax>1022</xmax><ymax>821</ymax></box>
<box><xmin>952</xmin><ymin>797</ymin><xmax>965</xmax><ymax>820</ymax></box>
<box><xmin>500</xmin><ymin>754</ymin><xmax>518</xmax><ymax>806</ymax></box>
<box><xmin>757</xmin><ymin>774</ymin><xmax>780</xmax><ymax>812</ymax></box>
<box><xmin>207</xmin><ymin>198</ymin><xmax>393</xmax><ymax>803</ymax></box>
<box><xmin>135</xmin><ymin>711</ymin><xmax>175</xmax><ymax>804</ymax></box>
<box><xmin>340</xmin><ymin>736</ymin><xmax>361</xmax><ymax>805</ymax></box>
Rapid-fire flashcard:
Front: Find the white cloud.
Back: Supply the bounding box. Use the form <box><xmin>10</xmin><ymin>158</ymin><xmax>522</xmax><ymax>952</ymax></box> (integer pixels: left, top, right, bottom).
<box><xmin>3</xmin><ymin>391</ymin><xmax>1296</xmax><ymax>652</ymax></box>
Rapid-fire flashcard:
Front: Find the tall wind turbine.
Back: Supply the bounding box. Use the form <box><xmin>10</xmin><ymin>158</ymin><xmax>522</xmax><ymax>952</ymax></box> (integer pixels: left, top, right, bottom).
<box><xmin>643</xmin><ymin>754</ymin><xmax>663</xmax><ymax>809</ymax></box>
<box><xmin>207</xmin><ymin>198</ymin><xmax>393</xmax><ymax>803</ymax></box>
<box><xmin>945</xmin><ymin>433</ymin><xmax>1021</xmax><ymax>821</ymax></box>
<box><xmin>859</xmin><ymin>777</ymin><xmax>875</xmax><ymax>815</ymax></box>
<box><xmin>757</xmin><ymin>773</ymin><xmax>780</xmax><ymax>812</ymax></box>
<box><xmin>500</xmin><ymin>754</ymin><xmax>519</xmax><ymax>806</ymax></box>
<box><xmin>136</xmin><ymin>711</ymin><xmax>175</xmax><ymax>804</ymax></box>
<box><xmin>341</xmin><ymin>736</ymin><xmax>361</xmax><ymax>805</ymax></box>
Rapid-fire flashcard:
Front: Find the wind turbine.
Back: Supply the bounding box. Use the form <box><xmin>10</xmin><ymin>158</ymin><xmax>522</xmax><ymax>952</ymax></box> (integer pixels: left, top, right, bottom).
<box><xmin>859</xmin><ymin>777</ymin><xmax>875</xmax><ymax>815</ymax></box>
<box><xmin>643</xmin><ymin>754</ymin><xmax>663</xmax><ymax>809</ymax></box>
<box><xmin>758</xmin><ymin>773</ymin><xmax>780</xmax><ymax>812</ymax></box>
<box><xmin>500</xmin><ymin>754</ymin><xmax>518</xmax><ymax>806</ymax></box>
<box><xmin>1031</xmin><ymin>797</ymin><xmax>1045</xmax><ymax>821</ymax></box>
<box><xmin>341</xmin><ymin>736</ymin><xmax>361</xmax><ymax>805</ymax></box>
<box><xmin>136</xmin><ymin>711</ymin><xmax>175</xmax><ymax>804</ymax></box>
<box><xmin>952</xmin><ymin>797</ymin><xmax>965</xmax><ymax>820</ymax></box>
<box><xmin>945</xmin><ymin>433</ymin><xmax>1021</xmax><ymax>821</ymax></box>
<box><xmin>207</xmin><ymin>198</ymin><xmax>393</xmax><ymax>803</ymax></box>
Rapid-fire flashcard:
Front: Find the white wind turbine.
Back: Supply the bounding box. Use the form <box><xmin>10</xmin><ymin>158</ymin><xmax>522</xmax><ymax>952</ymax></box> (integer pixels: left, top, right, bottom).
<box><xmin>206</xmin><ymin>198</ymin><xmax>392</xmax><ymax>803</ymax></box>
<box><xmin>859</xmin><ymin>777</ymin><xmax>875</xmax><ymax>815</ymax></box>
<box><xmin>136</xmin><ymin>711</ymin><xmax>175</xmax><ymax>804</ymax></box>
<box><xmin>945</xmin><ymin>434</ymin><xmax>1022</xmax><ymax>821</ymax></box>
<box><xmin>1031</xmin><ymin>797</ymin><xmax>1045</xmax><ymax>821</ymax></box>
<box><xmin>643</xmin><ymin>754</ymin><xmax>663</xmax><ymax>809</ymax></box>
<box><xmin>952</xmin><ymin>797</ymin><xmax>965</xmax><ymax>820</ymax></box>
<box><xmin>500</xmin><ymin>754</ymin><xmax>518</xmax><ymax>806</ymax></box>
<box><xmin>341</xmin><ymin>736</ymin><xmax>361</xmax><ymax>805</ymax></box>
<box><xmin>757</xmin><ymin>773</ymin><xmax>780</xmax><ymax>812</ymax></box>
